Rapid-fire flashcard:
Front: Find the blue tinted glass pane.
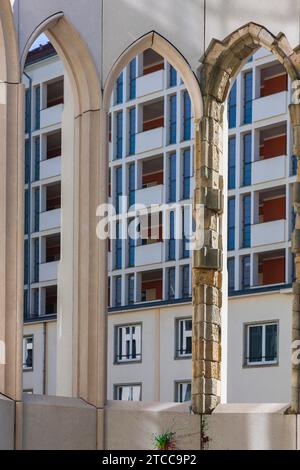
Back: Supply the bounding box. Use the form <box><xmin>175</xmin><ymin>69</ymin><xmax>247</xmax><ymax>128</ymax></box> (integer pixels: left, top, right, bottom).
<box><xmin>129</xmin><ymin>59</ymin><xmax>136</xmax><ymax>100</ymax></box>
<box><xmin>129</xmin><ymin>108</ymin><xmax>136</xmax><ymax>155</ymax></box>
<box><xmin>169</xmin><ymin>95</ymin><xmax>177</xmax><ymax>144</ymax></box>
<box><xmin>116</xmin><ymin>167</ymin><xmax>122</xmax><ymax>214</ymax></box>
<box><xmin>168</xmin><ymin>268</ymin><xmax>176</xmax><ymax>300</ymax></box>
<box><xmin>115</xmin><ymin>277</ymin><xmax>122</xmax><ymax>306</ymax></box>
<box><xmin>183</xmin><ymin>149</ymin><xmax>191</xmax><ymax>199</ymax></box>
<box><xmin>228</xmin><ymin>137</ymin><xmax>236</xmax><ymax>189</ymax></box>
<box><xmin>169</xmin><ymin>65</ymin><xmax>177</xmax><ymax>87</ymax></box>
<box><xmin>228</xmin><ymin>258</ymin><xmax>235</xmax><ymax>293</ymax></box>
<box><xmin>243</xmin><ymin>133</ymin><xmax>252</xmax><ymax>186</ymax></box>
<box><xmin>169</xmin><ymin>211</ymin><xmax>176</xmax><ymax>260</ymax></box>
<box><xmin>169</xmin><ymin>153</ymin><xmax>176</xmax><ymax>202</ymax></box>
<box><xmin>183</xmin><ymin>91</ymin><xmax>191</xmax><ymax>141</ymax></box>
<box><xmin>265</xmin><ymin>324</ymin><xmax>277</xmax><ymax>361</ymax></box>
<box><xmin>228</xmin><ymin>81</ymin><xmax>237</xmax><ymax>128</ymax></box>
<box><xmin>182</xmin><ymin>266</ymin><xmax>190</xmax><ymax>298</ymax></box>
<box><xmin>292</xmin><ymin>154</ymin><xmax>297</xmax><ymax>176</ymax></box>
<box><xmin>242</xmin><ymin>255</ymin><xmax>251</xmax><ymax>289</ymax></box>
<box><xmin>116</xmin><ymin>73</ymin><xmax>123</xmax><ymax>104</ymax></box>
<box><xmin>35</xmin><ymin>86</ymin><xmax>40</xmax><ymax>130</ymax></box>
<box><xmin>243</xmin><ymin>195</ymin><xmax>251</xmax><ymax>248</ymax></box>
<box><xmin>116</xmin><ymin>112</ymin><xmax>123</xmax><ymax>159</ymax></box>
<box><xmin>244</xmin><ymin>72</ymin><xmax>252</xmax><ymax>124</ymax></box>
<box><xmin>128</xmin><ymin>276</ymin><xmax>134</xmax><ymax>304</ymax></box>
<box><xmin>116</xmin><ymin>223</ymin><xmax>122</xmax><ymax>269</ymax></box>
<box><xmin>228</xmin><ymin>198</ymin><xmax>235</xmax><ymax>250</ymax></box>
<box><xmin>129</xmin><ymin>163</ymin><xmax>135</xmax><ymax>208</ymax></box>
<box><xmin>182</xmin><ymin>210</ymin><xmax>189</xmax><ymax>258</ymax></box>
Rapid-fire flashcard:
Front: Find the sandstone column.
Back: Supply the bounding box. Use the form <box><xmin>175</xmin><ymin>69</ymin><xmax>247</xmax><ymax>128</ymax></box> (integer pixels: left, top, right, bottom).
<box><xmin>290</xmin><ymin>103</ymin><xmax>300</xmax><ymax>413</ymax></box>
<box><xmin>192</xmin><ymin>98</ymin><xmax>223</xmax><ymax>414</ymax></box>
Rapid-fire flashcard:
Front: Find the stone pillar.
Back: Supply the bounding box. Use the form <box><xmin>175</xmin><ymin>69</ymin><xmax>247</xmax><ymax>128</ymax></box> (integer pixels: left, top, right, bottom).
<box><xmin>192</xmin><ymin>98</ymin><xmax>223</xmax><ymax>414</ymax></box>
<box><xmin>290</xmin><ymin>103</ymin><xmax>300</xmax><ymax>413</ymax></box>
<box><xmin>0</xmin><ymin>82</ymin><xmax>24</xmax><ymax>403</ymax></box>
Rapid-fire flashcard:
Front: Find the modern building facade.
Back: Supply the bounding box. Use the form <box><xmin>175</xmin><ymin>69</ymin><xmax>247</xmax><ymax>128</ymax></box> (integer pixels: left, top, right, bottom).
<box><xmin>22</xmin><ymin>40</ymin><xmax>295</xmax><ymax>405</ymax></box>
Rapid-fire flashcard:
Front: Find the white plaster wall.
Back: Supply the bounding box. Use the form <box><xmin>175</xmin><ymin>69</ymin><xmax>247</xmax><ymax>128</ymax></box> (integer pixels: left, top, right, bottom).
<box><xmin>227</xmin><ymin>291</ymin><xmax>292</xmax><ymax>403</ymax></box>
<box><xmin>24</xmin><ymin>58</ymin><xmax>64</xmax><ymax>87</ymax></box>
<box><xmin>46</xmin><ymin>322</ymin><xmax>57</xmax><ymax>396</ymax></box>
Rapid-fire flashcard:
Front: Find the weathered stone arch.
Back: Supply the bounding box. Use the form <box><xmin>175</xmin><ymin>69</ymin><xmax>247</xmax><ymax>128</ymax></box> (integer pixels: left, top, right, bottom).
<box><xmin>194</xmin><ymin>22</ymin><xmax>300</xmax><ymax>414</ymax></box>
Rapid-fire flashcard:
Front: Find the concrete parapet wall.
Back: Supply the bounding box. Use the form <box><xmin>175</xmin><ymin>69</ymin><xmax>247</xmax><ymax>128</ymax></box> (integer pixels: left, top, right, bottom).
<box><xmin>0</xmin><ymin>394</ymin><xmax>14</xmax><ymax>450</ymax></box>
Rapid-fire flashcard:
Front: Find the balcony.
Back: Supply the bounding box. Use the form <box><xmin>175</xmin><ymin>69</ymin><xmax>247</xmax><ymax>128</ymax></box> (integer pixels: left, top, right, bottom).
<box><xmin>40</xmin><ymin>103</ymin><xmax>63</xmax><ymax>129</ymax></box>
<box><xmin>135</xmin><ymin>184</ymin><xmax>164</xmax><ymax>207</ymax></box>
<box><xmin>136</xmin><ymin>70</ymin><xmax>164</xmax><ymax>98</ymax></box>
<box><xmin>251</xmin><ymin>219</ymin><xmax>286</xmax><ymax>247</ymax></box>
<box><xmin>252</xmin><ymin>155</ymin><xmax>286</xmax><ymax>185</ymax></box>
<box><xmin>253</xmin><ymin>91</ymin><xmax>287</xmax><ymax>122</ymax></box>
<box><xmin>40</xmin><ymin>156</ymin><xmax>61</xmax><ymax>180</ymax></box>
<box><xmin>136</xmin><ymin>127</ymin><xmax>164</xmax><ymax>154</ymax></box>
<box><xmin>135</xmin><ymin>242</ymin><xmax>163</xmax><ymax>266</ymax></box>
<box><xmin>40</xmin><ymin>209</ymin><xmax>61</xmax><ymax>232</ymax></box>
<box><xmin>39</xmin><ymin>261</ymin><xmax>59</xmax><ymax>282</ymax></box>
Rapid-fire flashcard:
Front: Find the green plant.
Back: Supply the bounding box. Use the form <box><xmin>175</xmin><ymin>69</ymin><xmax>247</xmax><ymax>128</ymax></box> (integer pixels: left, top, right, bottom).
<box><xmin>153</xmin><ymin>430</ymin><xmax>177</xmax><ymax>450</ymax></box>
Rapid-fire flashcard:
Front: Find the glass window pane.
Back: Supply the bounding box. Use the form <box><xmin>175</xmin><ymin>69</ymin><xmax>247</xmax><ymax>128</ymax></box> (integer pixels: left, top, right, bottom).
<box><xmin>265</xmin><ymin>324</ymin><xmax>278</xmax><ymax>362</ymax></box>
<box><xmin>249</xmin><ymin>325</ymin><xmax>262</xmax><ymax>363</ymax></box>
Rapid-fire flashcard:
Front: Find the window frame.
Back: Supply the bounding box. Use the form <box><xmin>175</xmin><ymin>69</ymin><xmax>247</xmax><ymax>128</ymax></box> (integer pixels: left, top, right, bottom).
<box><xmin>175</xmin><ymin>380</ymin><xmax>192</xmax><ymax>403</ymax></box>
<box><xmin>175</xmin><ymin>317</ymin><xmax>192</xmax><ymax>359</ymax></box>
<box><xmin>114</xmin><ymin>322</ymin><xmax>142</xmax><ymax>365</ymax></box>
<box><xmin>23</xmin><ymin>335</ymin><xmax>34</xmax><ymax>372</ymax></box>
<box><xmin>244</xmin><ymin>321</ymin><xmax>279</xmax><ymax>367</ymax></box>
<box><xmin>114</xmin><ymin>383</ymin><xmax>142</xmax><ymax>401</ymax></box>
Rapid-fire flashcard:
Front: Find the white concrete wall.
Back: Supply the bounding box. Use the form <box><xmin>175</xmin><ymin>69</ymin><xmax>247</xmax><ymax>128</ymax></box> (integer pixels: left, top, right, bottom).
<box><xmin>107</xmin><ymin>304</ymin><xmax>192</xmax><ymax>402</ymax></box>
<box><xmin>227</xmin><ymin>291</ymin><xmax>292</xmax><ymax>403</ymax></box>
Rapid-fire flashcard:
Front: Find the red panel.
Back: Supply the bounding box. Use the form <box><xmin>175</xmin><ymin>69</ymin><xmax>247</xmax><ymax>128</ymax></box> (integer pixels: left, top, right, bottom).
<box><xmin>143</xmin><ymin>63</ymin><xmax>164</xmax><ymax>75</ymax></box>
<box><xmin>261</xmin><ymin>197</ymin><xmax>286</xmax><ymax>222</ymax></box>
<box><xmin>260</xmin><ymin>134</ymin><xmax>286</xmax><ymax>159</ymax></box>
<box><xmin>142</xmin><ymin>280</ymin><xmax>163</xmax><ymax>300</ymax></box>
<box><xmin>262</xmin><ymin>257</ymin><xmax>285</xmax><ymax>285</ymax></box>
<box><xmin>143</xmin><ymin>116</ymin><xmax>164</xmax><ymax>132</ymax></box>
<box><xmin>142</xmin><ymin>171</ymin><xmax>164</xmax><ymax>186</ymax></box>
<box><xmin>261</xmin><ymin>74</ymin><xmax>288</xmax><ymax>97</ymax></box>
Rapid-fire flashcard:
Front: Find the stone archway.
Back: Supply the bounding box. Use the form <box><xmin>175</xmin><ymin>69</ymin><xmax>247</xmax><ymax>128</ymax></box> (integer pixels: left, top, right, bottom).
<box><xmin>193</xmin><ymin>22</ymin><xmax>300</xmax><ymax>415</ymax></box>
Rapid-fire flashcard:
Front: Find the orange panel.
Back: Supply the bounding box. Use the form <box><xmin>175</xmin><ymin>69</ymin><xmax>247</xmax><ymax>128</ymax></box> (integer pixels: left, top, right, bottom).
<box><xmin>143</xmin><ymin>63</ymin><xmax>164</xmax><ymax>75</ymax></box>
<box><xmin>143</xmin><ymin>117</ymin><xmax>164</xmax><ymax>132</ymax></box>
<box><xmin>262</xmin><ymin>257</ymin><xmax>285</xmax><ymax>285</ymax></box>
<box><xmin>261</xmin><ymin>197</ymin><xmax>286</xmax><ymax>222</ymax></box>
<box><xmin>261</xmin><ymin>74</ymin><xmax>288</xmax><ymax>97</ymax></box>
<box><xmin>143</xmin><ymin>171</ymin><xmax>164</xmax><ymax>186</ymax></box>
<box><xmin>142</xmin><ymin>280</ymin><xmax>163</xmax><ymax>300</ymax></box>
<box><xmin>260</xmin><ymin>134</ymin><xmax>286</xmax><ymax>159</ymax></box>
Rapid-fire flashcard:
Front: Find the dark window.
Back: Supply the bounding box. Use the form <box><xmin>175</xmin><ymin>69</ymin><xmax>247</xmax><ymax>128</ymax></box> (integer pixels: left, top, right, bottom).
<box><xmin>168</xmin><ymin>211</ymin><xmax>176</xmax><ymax>261</ymax></box>
<box><xmin>129</xmin><ymin>108</ymin><xmax>136</xmax><ymax>156</ymax></box>
<box><xmin>168</xmin><ymin>267</ymin><xmax>176</xmax><ymax>300</ymax></box>
<box><xmin>129</xmin><ymin>59</ymin><xmax>137</xmax><ymax>100</ymax></box>
<box><xmin>116</xmin><ymin>111</ymin><xmax>123</xmax><ymax>159</ymax></box>
<box><xmin>242</xmin><ymin>195</ymin><xmax>251</xmax><ymax>248</ymax></box>
<box><xmin>182</xmin><ymin>149</ymin><xmax>191</xmax><ymax>199</ymax></box>
<box><xmin>242</xmin><ymin>255</ymin><xmax>251</xmax><ymax>289</ymax></box>
<box><xmin>116</xmin><ymin>73</ymin><xmax>123</xmax><ymax>104</ymax></box>
<box><xmin>243</xmin><ymin>133</ymin><xmax>252</xmax><ymax>186</ymax></box>
<box><xmin>228</xmin><ymin>81</ymin><xmax>237</xmax><ymax>128</ymax></box>
<box><xmin>228</xmin><ymin>258</ymin><xmax>235</xmax><ymax>293</ymax></box>
<box><xmin>228</xmin><ymin>198</ymin><xmax>235</xmax><ymax>251</ymax></box>
<box><xmin>182</xmin><ymin>265</ymin><xmax>190</xmax><ymax>299</ymax></box>
<box><xmin>228</xmin><ymin>137</ymin><xmax>236</xmax><ymax>189</ymax></box>
<box><xmin>183</xmin><ymin>91</ymin><xmax>192</xmax><ymax>141</ymax></box>
<box><xmin>169</xmin><ymin>152</ymin><xmax>176</xmax><ymax>202</ymax></box>
<box><xmin>169</xmin><ymin>95</ymin><xmax>177</xmax><ymax>144</ymax></box>
<box><xmin>169</xmin><ymin>65</ymin><xmax>177</xmax><ymax>87</ymax></box>
<box><xmin>244</xmin><ymin>71</ymin><xmax>253</xmax><ymax>124</ymax></box>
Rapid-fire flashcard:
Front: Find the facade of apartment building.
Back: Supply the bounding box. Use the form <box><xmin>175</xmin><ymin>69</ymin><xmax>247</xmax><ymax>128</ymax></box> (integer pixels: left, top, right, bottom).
<box><xmin>22</xmin><ymin>41</ymin><xmax>294</xmax><ymax>404</ymax></box>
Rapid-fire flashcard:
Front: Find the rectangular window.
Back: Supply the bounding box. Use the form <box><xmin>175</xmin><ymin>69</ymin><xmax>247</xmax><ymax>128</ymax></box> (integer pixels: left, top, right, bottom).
<box><xmin>182</xmin><ymin>265</ymin><xmax>190</xmax><ymax>299</ymax></box>
<box><xmin>116</xmin><ymin>324</ymin><xmax>141</xmax><ymax>363</ymax></box>
<box><xmin>243</xmin><ymin>133</ymin><xmax>252</xmax><ymax>186</ymax></box>
<box><xmin>243</xmin><ymin>71</ymin><xmax>253</xmax><ymax>124</ymax></box>
<box><xmin>128</xmin><ymin>162</ymin><xmax>135</xmax><ymax>208</ymax></box>
<box><xmin>129</xmin><ymin>59</ymin><xmax>137</xmax><ymax>100</ymax></box>
<box><xmin>183</xmin><ymin>91</ymin><xmax>192</xmax><ymax>141</ymax></box>
<box><xmin>115</xmin><ymin>222</ymin><xmax>122</xmax><ymax>270</ymax></box>
<box><xmin>168</xmin><ymin>211</ymin><xmax>176</xmax><ymax>261</ymax></box>
<box><xmin>228</xmin><ymin>137</ymin><xmax>236</xmax><ymax>189</ymax></box>
<box><xmin>115</xmin><ymin>384</ymin><xmax>141</xmax><ymax>401</ymax></box>
<box><xmin>169</xmin><ymin>95</ymin><xmax>177</xmax><ymax>144</ymax></box>
<box><xmin>24</xmin><ymin>290</ymin><xmax>28</xmax><ymax>320</ymax></box>
<box><xmin>116</xmin><ymin>73</ymin><xmax>123</xmax><ymax>104</ymax></box>
<box><xmin>35</xmin><ymin>85</ymin><xmax>40</xmax><ymax>131</ymax></box>
<box><xmin>291</xmin><ymin>154</ymin><xmax>297</xmax><ymax>176</ymax></box>
<box><xmin>25</xmin><ymin>140</ymin><xmax>30</xmax><ymax>184</ymax></box>
<box><xmin>128</xmin><ymin>231</ymin><xmax>135</xmax><ymax>268</ymax></box>
<box><xmin>242</xmin><ymin>195</ymin><xmax>251</xmax><ymax>248</ymax></box>
<box><xmin>115</xmin><ymin>167</ymin><xmax>122</xmax><ymax>214</ymax></box>
<box><xmin>24</xmin><ymin>240</ymin><xmax>29</xmax><ymax>285</ymax></box>
<box><xmin>182</xmin><ymin>208</ymin><xmax>190</xmax><ymax>259</ymax></box>
<box><xmin>228</xmin><ymin>81</ymin><xmax>237</xmax><ymax>128</ymax></box>
<box><xmin>129</xmin><ymin>108</ymin><xmax>136</xmax><ymax>155</ymax></box>
<box><xmin>228</xmin><ymin>258</ymin><xmax>235</xmax><ymax>293</ymax></box>
<box><xmin>34</xmin><ymin>188</ymin><xmax>40</xmax><ymax>233</ymax></box>
<box><xmin>182</xmin><ymin>149</ymin><xmax>191</xmax><ymax>199</ymax></box>
<box><xmin>34</xmin><ymin>137</ymin><xmax>40</xmax><ymax>181</ymax></box>
<box><xmin>228</xmin><ymin>197</ymin><xmax>235</xmax><ymax>251</ymax></box>
<box><xmin>242</xmin><ymin>255</ymin><xmax>251</xmax><ymax>289</ymax></box>
<box><xmin>169</xmin><ymin>152</ymin><xmax>176</xmax><ymax>202</ymax></box>
<box><xmin>169</xmin><ymin>65</ymin><xmax>177</xmax><ymax>87</ymax></box>
<box><xmin>115</xmin><ymin>276</ymin><xmax>122</xmax><ymax>307</ymax></box>
<box><xmin>25</xmin><ymin>190</ymin><xmax>29</xmax><ymax>235</ymax></box>
<box><xmin>128</xmin><ymin>275</ymin><xmax>135</xmax><ymax>305</ymax></box>
<box><xmin>23</xmin><ymin>336</ymin><xmax>33</xmax><ymax>370</ymax></box>
<box><xmin>116</xmin><ymin>111</ymin><xmax>123</xmax><ymax>159</ymax></box>
<box><xmin>175</xmin><ymin>381</ymin><xmax>192</xmax><ymax>403</ymax></box>
<box><xmin>34</xmin><ymin>238</ymin><xmax>39</xmax><ymax>283</ymax></box>
<box><xmin>25</xmin><ymin>88</ymin><xmax>31</xmax><ymax>134</ymax></box>
<box><xmin>33</xmin><ymin>289</ymin><xmax>39</xmax><ymax>317</ymax></box>
<box><xmin>168</xmin><ymin>267</ymin><xmax>176</xmax><ymax>301</ymax></box>
<box><xmin>246</xmin><ymin>322</ymin><xmax>278</xmax><ymax>366</ymax></box>
<box><xmin>176</xmin><ymin>318</ymin><xmax>192</xmax><ymax>358</ymax></box>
